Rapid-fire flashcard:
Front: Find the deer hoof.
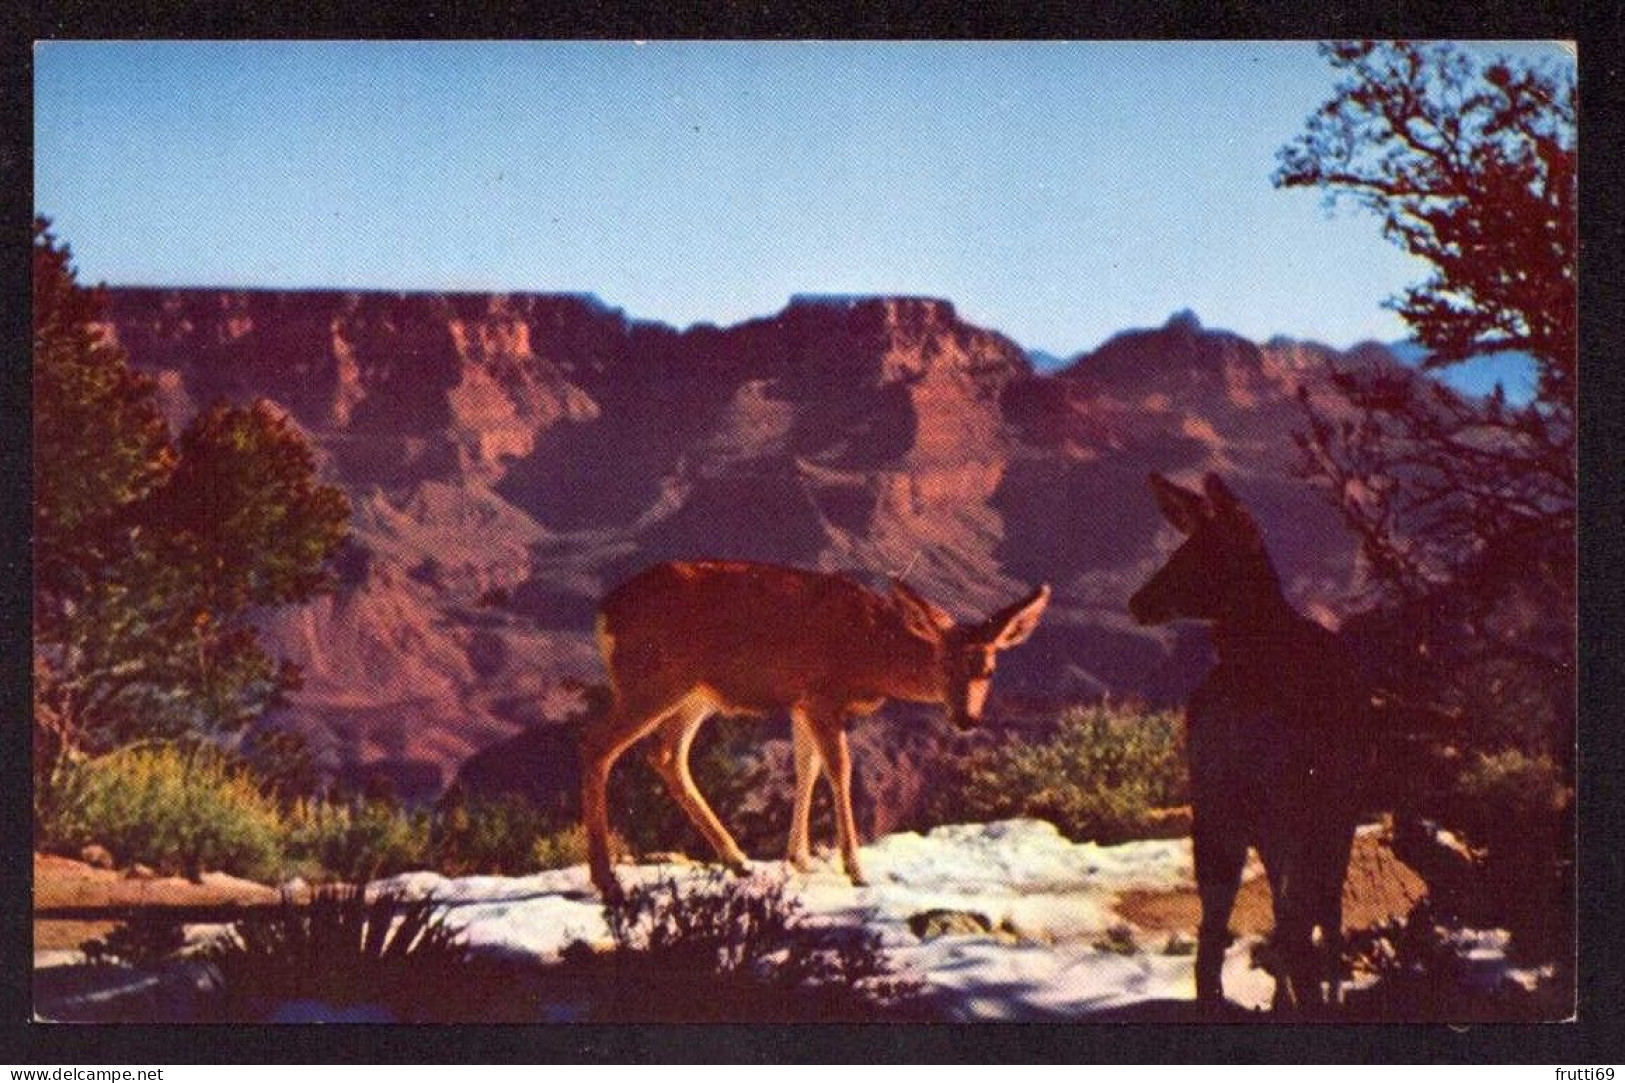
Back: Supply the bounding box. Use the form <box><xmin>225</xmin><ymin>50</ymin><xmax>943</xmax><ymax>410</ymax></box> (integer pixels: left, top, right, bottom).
<box><xmin>846</xmin><ymin>868</ymin><xmax>869</xmax><ymax>888</ymax></box>
<box><xmin>788</xmin><ymin>853</ymin><xmax>814</xmax><ymax>873</ymax></box>
<box><xmin>592</xmin><ymin>874</ymin><xmax>625</xmax><ymax>905</ymax></box>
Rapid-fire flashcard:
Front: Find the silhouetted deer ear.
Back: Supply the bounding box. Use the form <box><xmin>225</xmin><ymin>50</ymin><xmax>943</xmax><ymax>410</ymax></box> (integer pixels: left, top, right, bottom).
<box><xmin>1149</xmin><ymin>473</ymin><xmax>1206</xmax><ymax>535</ymax></box>
<box><xmin>1203</xmin><ymin>473</ymin><xmax>1241</xmax><ymax>514</ymax></box>
<box><xmin>890</xmin><ymin>579</ymin><xmax>956</xmax><ymax>638</ymax></box>
<box><xmin>1202</xmin><ymin>471</ymin><xmax>1261</xmax><ymax>549</ymax></box>
<box><xmin>984</xmin><ymin>584</ymin><xmax>1051</xmax><ymax>650</ymax></box>
<box><xmin>1203</xmin><ymin>473</ymin><xmax>1263</xmax><ymax>542</ymax></box>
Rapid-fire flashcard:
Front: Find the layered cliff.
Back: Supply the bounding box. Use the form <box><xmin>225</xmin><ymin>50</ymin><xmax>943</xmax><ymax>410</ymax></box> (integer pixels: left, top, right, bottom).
<box><xmin>101</xmin><ymin>288</ymin><xmax>1384</xmax><ymax>804</ymax></box>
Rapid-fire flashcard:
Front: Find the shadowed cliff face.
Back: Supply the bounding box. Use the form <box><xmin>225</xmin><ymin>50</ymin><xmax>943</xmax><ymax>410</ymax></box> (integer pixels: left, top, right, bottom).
<box><xmin>102</xmin><ymin>291</ymin><xmax>1376</xmax><ymax>807</ymax></box>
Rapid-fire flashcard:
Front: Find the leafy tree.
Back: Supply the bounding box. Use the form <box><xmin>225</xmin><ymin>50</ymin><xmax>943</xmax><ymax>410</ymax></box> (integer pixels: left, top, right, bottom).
<box><xmin>33</xmin><ymin>220</ymin><xmax>350</xmax><ymax>771</ymax></box>
<box><xmin>1272</xmin><ymin>42</ymin><xmax>1575</xmax><ymax>705</ymax></box>
<box><xmin>1274</xmin><ymin>44</ymin><xmax>1576</xmax><ymax>964</ymax></box>
<box><xmin>33</xmin><ymin>221</ymin><xmax>173</xmax><ymax>611</ymax></box>
<box><xmin>1277</xmin><ymin>41</ymin><xmax>1575</xmax><ymax>411</ymax></box>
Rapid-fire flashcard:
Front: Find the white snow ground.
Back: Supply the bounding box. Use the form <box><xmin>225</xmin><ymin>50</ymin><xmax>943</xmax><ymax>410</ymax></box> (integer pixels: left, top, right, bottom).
<box><xmin>377</xmin><ymin>818</ymin><xmax>1280</xmax><ymax>1021</ymax></box>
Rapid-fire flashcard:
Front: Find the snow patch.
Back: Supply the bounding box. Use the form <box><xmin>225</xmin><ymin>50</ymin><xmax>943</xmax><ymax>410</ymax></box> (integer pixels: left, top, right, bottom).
<box><xmin>371</xmin><ymin>819</ymin><xmax>1284</xmax><ymax>1018</ymax></box>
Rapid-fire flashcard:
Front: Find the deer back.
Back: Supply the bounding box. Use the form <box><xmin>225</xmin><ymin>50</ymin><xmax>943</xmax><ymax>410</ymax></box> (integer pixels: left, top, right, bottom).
<box><xmin>1186</xmin><ymin>610</ymin><xmax>1371</xmax><ymax>839</ymax></box>
<box><xmin>598</xmin><ymin>561</ymin><xmax>940</xmax><ymax>716</ymax></box>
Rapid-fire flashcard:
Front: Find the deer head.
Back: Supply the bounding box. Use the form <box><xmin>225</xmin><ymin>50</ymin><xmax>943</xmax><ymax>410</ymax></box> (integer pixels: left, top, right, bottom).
<box><xmin>1129</xmin><ymin>472</ymin><xmax>1279</xmax><ymax>626</ymax></box>
<box><xmin>890</xmin><ymin>579</ymin><xmax>1051</xmax><ymax>730</ymax></box>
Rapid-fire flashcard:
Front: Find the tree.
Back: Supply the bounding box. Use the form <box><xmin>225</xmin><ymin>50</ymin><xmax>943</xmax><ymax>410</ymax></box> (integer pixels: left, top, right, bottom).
<box><xmin>1276</xmin><ymin>41</ymin><xmax>1574</xmax><ymax>608</ymax></box>
<box><xmin>33</xmin><ymin>220</ymin><xmax>173</xmax><ymax>602</ymax></box>
<box><xmin>1277</xmin><ymin>41</ymin><xmax>1575</xmax><ymax>411</ymax></box>
<box><xmin>1275</xmin><ymin>44</ymin><xmax>1576</xmax><ymax>963</ymax></box>
<box><xmin>33</xmin><ymin>220</ymin><xmax>351</xmax><ymax>768</ymax></box>
<box><xmin>1273</xmin><ymin>41</ymin><xmax>1575</xmax><ymax>667</ymax></box>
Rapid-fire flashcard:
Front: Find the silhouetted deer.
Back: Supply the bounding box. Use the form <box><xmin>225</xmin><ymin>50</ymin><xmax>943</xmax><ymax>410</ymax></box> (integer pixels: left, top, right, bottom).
<box><xmin>1129</xmin><ymin>473</ymin><xmax>1366</xmax><ymax>1013</ymax></box>
<box><xmin>582</xmin><ymin>560</ymin><xmax>1050</xmax><ymax>899</ymax></box>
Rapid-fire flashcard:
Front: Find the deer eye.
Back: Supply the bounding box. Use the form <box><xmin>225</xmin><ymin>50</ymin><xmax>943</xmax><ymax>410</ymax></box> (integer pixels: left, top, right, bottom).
<box><xmin>962</xmin><ymin>651</ymin><xmax>994</xmax><ymax>679</ymax></box>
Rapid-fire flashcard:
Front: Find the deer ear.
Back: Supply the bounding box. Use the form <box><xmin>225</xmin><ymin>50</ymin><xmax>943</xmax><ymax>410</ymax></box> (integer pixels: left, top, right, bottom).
<box><xmin>1202</xmin><ymin>473</ymin><xmax>1241</xmax><ymax>514</ymax></box>
<box><xmin>890</xmin><ymin>579</ymin><xmax>955</xmax><ymax>638</ymax></box>
<box><xmin>1203</xmin><ymin>473</ymin><xmax>1260</xmax><ymax>531</ymax></box>
<box><xmin>984</xmin><ymin>584</ymin><xmax>1051</xmax><ymax>650</ymax></box>
<box><xmin>1149</xmin><ymin>473</ymin><xmax>1207</xmax><ymax>535</ymax></box>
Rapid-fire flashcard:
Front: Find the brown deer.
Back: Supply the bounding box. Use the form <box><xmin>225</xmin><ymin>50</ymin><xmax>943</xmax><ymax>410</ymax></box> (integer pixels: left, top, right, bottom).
<box><xmin>1129</xmin><ymin>473</ymin><xmax>1367</xmax><ymax>1013</ymax></box>
<box><xmin>582</xmin><ymin>560</ymin><xmax>1050</xmax><ymax>899</ymax></box>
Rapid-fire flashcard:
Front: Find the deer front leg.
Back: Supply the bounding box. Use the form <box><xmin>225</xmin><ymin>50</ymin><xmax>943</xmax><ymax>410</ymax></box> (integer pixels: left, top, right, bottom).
<box><xmin>1192</xmin><ymin>814</ymin><xmax>1247</xmax><ymax>1007</ymax></box>
<box><xmin>581</xmin><ymin>738</ymin><xmax>624</xmax><ymax>900</ymax></box>
<box><xmin>787</xmin><ymin>708</ymin><xmax>822</xmax><ymax>872</ymax></box>
<box><xmin>808</xmin><ymin>717</ymin><xmax>867</xmax><ymax>887</ymax></box>
<box><xmin>1304</xmin><ymin>822</ymin><xmax>1357</xmax><ymax>1012</ymax></box>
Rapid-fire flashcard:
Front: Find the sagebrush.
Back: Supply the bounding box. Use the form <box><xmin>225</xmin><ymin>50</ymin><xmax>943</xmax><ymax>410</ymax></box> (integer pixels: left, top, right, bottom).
<box><xmin>37</xmin><ymin>744</ymin><xmax>287</xmax><ymax>882</ymax></box>
<box><xmin>929</xmin><ymin>704</ymin><xmax>1188</xmax><ymax>844</ymax></box>
<box><xmin>37</xmin><ymin>742</ymin><xmax>592</xmax><ymax>883</ymax></box>
<box><xmin>198</xmin><ymin>884</ymin><xmax>496</xmax><ymax>1022</ymax></box>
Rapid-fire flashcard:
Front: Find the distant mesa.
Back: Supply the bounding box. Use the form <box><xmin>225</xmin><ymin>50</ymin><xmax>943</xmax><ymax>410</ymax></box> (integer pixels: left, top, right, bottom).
<box><xmin>1164</xmin><ymin>309</ymin><xmax>1203</xmax><ymax>333</ymax></box>
<box><xmin>786</xmin><ymin>292</ymin><xmax>871</xmax><ymax>309</ymax></box>
<box><xmin>787</xmin><ymin>292</ymin><xmax>953</xmax><ymax>309</ymax></box>
<box><xmin>523</xmin><ymin>290</ymin><xmax>619</xmax><ymax>316</ymax></box>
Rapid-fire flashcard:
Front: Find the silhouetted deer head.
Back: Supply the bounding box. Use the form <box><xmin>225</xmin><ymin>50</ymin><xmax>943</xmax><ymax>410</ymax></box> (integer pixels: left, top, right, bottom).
<box><xmin>1129</xmin><ymin>472</ymin><xmax>1281</xmax><ymax>627</ymax></box>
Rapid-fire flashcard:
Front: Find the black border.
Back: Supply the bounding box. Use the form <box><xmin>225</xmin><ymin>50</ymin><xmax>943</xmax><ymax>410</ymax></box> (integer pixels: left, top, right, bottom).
<box><xmin>6</xmin><ymin>0</ymin><xmax>1621</xmax><ymax>1064</ymax></box>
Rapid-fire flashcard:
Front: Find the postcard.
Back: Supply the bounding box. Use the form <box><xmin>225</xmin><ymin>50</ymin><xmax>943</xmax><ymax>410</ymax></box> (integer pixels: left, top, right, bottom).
<box><xmin>30</xmin><ymin>39</ymin><xmax>1577</xmax><ymax>1030</ymax></box>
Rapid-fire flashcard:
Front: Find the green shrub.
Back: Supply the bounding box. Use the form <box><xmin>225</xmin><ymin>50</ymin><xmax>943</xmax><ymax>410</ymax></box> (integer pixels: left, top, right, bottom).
<box><xmin>286</xmin><ymin>797</ymin><xmax>431</xmax><ymax>881</ymax></box>
<box><xmin>37</xmin><ymin>737</ymin><xmax>608</xmax><ymax>883</ymax></box>
<box><xmin>1451</xmin><ymin>748</ymin><xmax>1571</xmax><ymax>844</ymax></box>
<box><xmin>1447</xmin><ymin>748</ymin><xmax>1573</xmax><ymax>960</ymax></box>
<box><xmin>530</xmin><ymin>823</ymin><xmax>590</xmax><ymax>870</ymax></box>
<box><xmin>930</xmin><ymin>704</ymin><xmax>1188</xmax><ymax>844</ymax></box>
<box><xmin>609</xmin><ymin>715</ymin><xmax>778</xmax><ymax>858</ymax></box>
<box><xmin>288</xmin><ymin>791</ymin><xmax>593</xmax><ymax>880</ymax></box>
<box><xmin>429</xmin><ymin>793</ymin><xmax>562</xmax><ymax>876</ymax></box>
<box><xmin>38</xmin><ymin>744</ymin><xmax>288</xmax><ymax>881</ymax></box>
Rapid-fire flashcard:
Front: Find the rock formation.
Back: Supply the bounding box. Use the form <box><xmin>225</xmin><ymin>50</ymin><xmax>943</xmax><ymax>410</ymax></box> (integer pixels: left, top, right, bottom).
<box><xmin>101</xmin><ymin>288</ymin><xmax>1395</xmax><ymax>806</ymax></box>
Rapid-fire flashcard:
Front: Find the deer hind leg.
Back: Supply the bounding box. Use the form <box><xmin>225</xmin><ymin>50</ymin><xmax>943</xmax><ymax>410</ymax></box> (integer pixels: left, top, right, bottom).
<box><xmin>806</xmin><ymin>718</ymin><xmax>867</xmax><ymax>887</ymax></box>
<box><xmin>646</xmin><ymin>693</ymin><xmax>751</xmax><ymax>875</ymax></box>
<box><xmin>1304</xmin><ymin>823</ymin><xmax>1357</xmax><ymax>1012</ymax></box>
<box><xmin>1192</xmin><ymin>814</ymin><xmax>1248</xmax><ymax>1007</ymax></box>
<box><xmin>1258</xmin><ymin>841</ymin><xmax>1309</xmax><ymax>1014</ymax></box>
<box><xmin>786</xmin><ymin>708</ymin><xmax>823</xmax><ymax>872</ymax></box>
<box><xmin>1266</xmin><ymin>818</ymin><xmax>1355</xmax><ymax>1015</ymax></box>
<box><xmin>581</xmin><ymin>691</ymin><xmax>686</xmax><ymax>899</ymax></box>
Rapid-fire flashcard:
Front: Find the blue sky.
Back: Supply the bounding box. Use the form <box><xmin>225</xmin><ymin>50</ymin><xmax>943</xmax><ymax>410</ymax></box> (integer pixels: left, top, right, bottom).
<box><xmin>34</xmin><ymin>40</ymin><xmax>1573</xmax><ymax>361</ymax></box>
